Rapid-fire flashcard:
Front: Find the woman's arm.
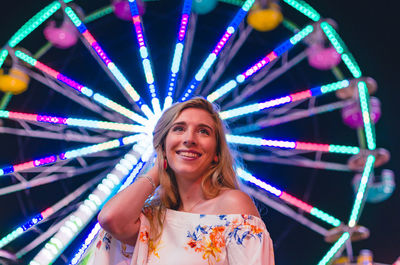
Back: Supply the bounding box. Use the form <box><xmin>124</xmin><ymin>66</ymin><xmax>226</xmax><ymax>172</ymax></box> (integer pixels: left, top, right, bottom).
<box><xmin>97</xmin><ymin>166</ymin><xmax>159</xmax><ymax>245</ymax></box>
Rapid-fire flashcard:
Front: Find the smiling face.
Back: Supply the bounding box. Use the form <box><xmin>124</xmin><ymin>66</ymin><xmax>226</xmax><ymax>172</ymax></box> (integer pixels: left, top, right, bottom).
<box><xmin>164</xmin><ymin>107</ymin><xmax>218</xmax><ymax>183</ymax></box>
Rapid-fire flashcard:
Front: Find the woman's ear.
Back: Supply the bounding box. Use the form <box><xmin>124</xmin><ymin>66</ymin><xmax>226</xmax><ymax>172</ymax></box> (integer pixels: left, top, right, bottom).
<box><xmin>213</xmin><ymin>155</ymin><xmax>218</xmax><ymax>163</ymax></box>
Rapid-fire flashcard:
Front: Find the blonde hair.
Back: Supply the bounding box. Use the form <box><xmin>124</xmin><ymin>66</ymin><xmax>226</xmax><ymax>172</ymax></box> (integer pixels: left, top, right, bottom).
<box><xmin>145</xmin><ymin>97</ymin><xmax>239</xmax><ymax>241</ymax></box>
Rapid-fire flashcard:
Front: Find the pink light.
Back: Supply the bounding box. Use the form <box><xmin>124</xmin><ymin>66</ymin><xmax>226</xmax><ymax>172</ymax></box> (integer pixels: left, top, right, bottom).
<box><xmin>267</xmin><ymin>52</ymin><xmax>278</xmax><ymax>61</ymax></box>
<box><xmin>37</xmin><ymin>115</ymin><xmax>67</xmax><ymax>124</ymax></box>
<box><xmin>82</xmin><ymin>30</ymin><xmax>96</xmax><ymax>45</ymax></box>
<box><xmin>280</xmin><ymin>192</ymin><xmax>313</xmax><ymax>213</ymax></box>
<box><xmin>290</xmin><ymin>90</ymin><xmax>312</xmax><ymax>102</ymax></box>
<box><xmin>296</xmin><ymin>142</ymin><xmax>330</xmax><ymax>152</ymax></box>
<box><xmin>34</xmin><ymin>156</ymin><xmax>57</xmax><ymax>167</ymax></box>
<box><xmin>41</xmin><ymin>208</ymin><xmax>54</xmax><ymax>219</ymax></box>
<box><xmin>9</xmin><ymin>111</ymin><xmax>38</xmax><ymax>121</ymax></box>
<box><xmin>213</xmin><ymin>31</ymin><xmax>232</xmax><ymax>56</ymax></box>
<box><xmin>35</xmin><ymin>62</ymin><xmax>59</xmax><ymax>79</ymax></box>
<box><xmin>14</xmin><ymin>161</ymin><xmax>34</xmax><ymax>172</ymax></box>
<box><xmin>132</xmin><ymin>15</ymin><xmax>141</xmax><ymax>24</ymax></box>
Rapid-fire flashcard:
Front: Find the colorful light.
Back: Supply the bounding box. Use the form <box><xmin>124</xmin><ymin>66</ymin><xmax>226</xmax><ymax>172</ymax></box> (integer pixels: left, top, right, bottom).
<box><xmin>128</xmin><ymin>1</ymin><xmax>161</xmax><ymax>114</ymax></box>
<box><xmin>219</xmin><ymin>80</ymin><xmax>349</xmax><ymax>120</ymax></box>
<box><xmin>0</xmin><ymin>134</ymin><xmax>145</xmax><ymax>177</ymax></box>
<box><xmin>68</xmin><ymin>222</ymin><xmax>102</xmax><ymax>265</ymax></box>
<box><xmin>164</xmin><ymin>0</ymin><xmax>192</xmax><ymax>109</ymax></box>
<box><xmin>29</xmin><ymin>143</ymin><xmax>151</xmax><ymax>265</ymax></box>
<box><xmin>226</xmin><ymin>134</ymin><xmax>360</xmax><ymax>155</ymax></box>
<box><xmin>358</xmin><ymin>81</ymin><xmax>376</xmax><ymax>150</ymax></box>
<box><xmin>14</xmin><ymin>50</ymin><xmax>149</xmax><ymax>125</ymax></box>
<box><xmin>282</xmin><ymin>0</ymin><xmax>320</xmax><ymax>21</ymax></box>
<box><xmin>180</xmin><ymin>0</ymin><xmax>256</xmax><ymax>101</ymax></box>
<box><xmin>348</xmin><ymin>155</ymin><xmax>375</xmax><ymax>227</ymax></box>
<box><xmin>64</xmin><ymin>7</ymin><xmax>148</xmax><ymax>112</ymax></box>
<box><xmin>237</xmin><ymin>168</ymin><xmax>341</xmax><ymax>227</ymax></box>
<box><xmin>8</xmin><ymin>2</ymin><xmax>61</xmax><ymax>48</ymax></box>
<box><xmin>0</xmin><ymin>49</ymin><xmax>8</xmax><ymax>68</ymax></box>
<box><xmin>29</xmin><ymin>142</ymin><xmax>150</xmax><ymax>264</ymax></box>
<box><xmin>0</xmin><ymin>109</ymin><xmax>146</xmax><ymax>132</ymax></box>
<box><xmin>320</xmin><ymin>22</ymin><xmax>362</xmax><ymax>78</ymax></box>
<box><xmin>317</xmin><ymin>232</ymin><xmax>350</xmax><ymax>265</ymax></box>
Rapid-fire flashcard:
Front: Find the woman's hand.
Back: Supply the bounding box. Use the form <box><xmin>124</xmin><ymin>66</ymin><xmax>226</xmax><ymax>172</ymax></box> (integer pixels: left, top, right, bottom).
<box><xmin>98</xmin><ymin>163</ymin><xmax>160</xmax><ymax>245</ymax></box>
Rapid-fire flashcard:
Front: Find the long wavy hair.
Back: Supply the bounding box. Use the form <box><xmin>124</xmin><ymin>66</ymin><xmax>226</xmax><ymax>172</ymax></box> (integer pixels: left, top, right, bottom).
<box><xmin>144</xmin><ymin>97</ymin><xmax>239</xmax><ymax>241</ymax></box>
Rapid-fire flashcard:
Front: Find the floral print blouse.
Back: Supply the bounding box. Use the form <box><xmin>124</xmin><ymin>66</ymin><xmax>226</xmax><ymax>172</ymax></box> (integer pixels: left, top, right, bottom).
<box><xmin>81</xmin><ymin>209</ymin><xmax>274</xmax><ymax>265</ymax></box>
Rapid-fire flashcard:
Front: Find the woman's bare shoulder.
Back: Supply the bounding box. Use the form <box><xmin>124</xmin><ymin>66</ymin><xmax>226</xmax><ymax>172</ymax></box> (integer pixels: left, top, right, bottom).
<box><xmin>215</xmin><ymin>189</ymin><xmax>260</xmax><ymax>217</ymax></box>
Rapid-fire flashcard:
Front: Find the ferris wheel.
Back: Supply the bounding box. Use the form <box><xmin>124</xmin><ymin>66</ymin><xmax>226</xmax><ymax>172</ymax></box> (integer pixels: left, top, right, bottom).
<box><xmin>0</xmin><ymin>0</ymin><xmax>394</xmax><ymax>264</ymax></box>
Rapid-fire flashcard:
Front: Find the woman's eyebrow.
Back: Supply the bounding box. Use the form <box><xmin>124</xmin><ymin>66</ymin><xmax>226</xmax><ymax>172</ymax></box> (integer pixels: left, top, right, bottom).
<box><xmin>172</xmin><ymin>121</ymin><xmax>214</xmax><ymax>131</ymax></box>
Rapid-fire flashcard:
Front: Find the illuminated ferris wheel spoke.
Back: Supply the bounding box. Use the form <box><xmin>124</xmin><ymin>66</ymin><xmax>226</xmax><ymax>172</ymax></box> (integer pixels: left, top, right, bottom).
<box><xmin>222</xmin><ymin>50</ymin><xmax>308</xmax><ymax>109</ymax></box>
<box><xmin>201</xmin><ymin>23</ymin><xmax>253</xmax><ymax>97</ymax></box>
<box><xmin>237</xmin><ymin>168</ymin><xmax>341</xmax><ymax>227</ymax></box>
<box><xmin>0</xmin><ymin>174</ymin><xmax>104</xmax><ymax>249</ymax></box>
<box><xmin>14</xmin><ymin>50</ymin><xmax>148</xmax><ymax>125</ymax></box>
<box><xmin>0</xmin><ymin>110</ymin><xmax>145</xmax><ymax>133</ymax></box>
<box><xmin>0</xmin><ymin>134</ymin><xmax>145</xmax><ymax>177</ymax></box>
<box><xmin>164</xmin><ymin>0</ymin><xmax>192</xmax><ymax>109</ymax></box>
<box><xmin>231</xmin><ymin>99</ymin><xmax>353</xmax><ymax>134</ymax></box>
<box><xmin>242</xmin><ymin>185</ymin><xmax>328</xmax><ymax>236</ymax></box>
<box><xmin>128</xmin><ymin>0</ymin><xmax>161</xmax><ymax>114</ymax></box>
<box><xmin>62</xmin><ymin>5</ymin><xmax>154</xmax><ymax>117</ymax></box>
<box><xmin>219</xmin><ymin>79</ymin><xmax>349</xmax><ymax>120</ymax></box>
<box><xmin>348</xmin><ymin>155</ymin><xmax>375</xmax><ymax>228</ymax></box>
<box><xmin>0</xmin><ymin>124</ymin><xmax>109</xmax><ymax>143</ymax></box>
<box><xmin>282</xmin><ymin>0</ymin><xmax>321</xmax><ymax>22</ymax></box>
<box><xmin>0</xmin><ymin>159</ymin><xmax>119</xmax><ymax>198</ymax></box>
<box><xmin>18</xmin><ymin>63</ymin><xmax>122</xmax><ymax>123</ymax></box>
<box><xmin>241</xmin><ymin>152</ymin><xmax>351</xmax><ymax>172</ymax></box>
<box><xmin>207</xmin><ymin>25</ymin><xmax>314</xmax><ymax>103</ymax></box>
<box><xmin>227</xmin><ymin>134</ymin><xmax>360</xmax><ymax>155</ymax></box>
<box><xmin>180</xmin><ymin>0</ymin><xmax>256</xmax><ymax>102</ymax></box>
<box><xmin>29</xmin><ymin>144</ymin><xmax>153</xmax><ymax>265</ymax></box>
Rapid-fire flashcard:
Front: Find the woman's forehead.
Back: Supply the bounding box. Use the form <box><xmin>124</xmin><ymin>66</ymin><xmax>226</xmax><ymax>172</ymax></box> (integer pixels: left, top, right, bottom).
<box><xmin>174</xmin><ymin>108</ymin><xmax>215</xmax><ymax>127</ymax></box>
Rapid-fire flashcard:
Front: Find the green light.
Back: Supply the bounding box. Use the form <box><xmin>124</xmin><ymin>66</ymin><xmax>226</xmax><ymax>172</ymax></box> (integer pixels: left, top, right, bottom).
<box><xmin>8</xmin><ymin>2</ymin><xmax>61</xmax><ymax>48</ymax></box>
<box><xmin>15</xmin><ymin>50</ymin><xmax>37</xmax><ymax>66</ymax></box>
<box><xmin>290</xmin><ymin>25</ymin><xmax>314</xmax><ymax>45</ymax></box>
<box><xmin>310</xmin><ymin>208</ymin><xmax>341</xmax><ymax>227</ymax></box>
<box><xmin>358</xmin><ymin>81</ymin><xmax>376</xmax><ymax>150</ymax></box>
<box><xmin>0</xmin><ymin>49</ymin><xmax>9</xmax><ymax>68</ymax></box>
<box><xmin>84</xmin><ymin>6</ymin><xmax>113</xmax><ymax>23</ymax></box>
<box><xmin>65</xmin><ymin>7</ymin><xmax>83</xmax><ymax>27</ymax></box>
<box><xmin>321</xmin><ymin>22</ymin><xmax>363</xmax><ymax>78</ymax></box>
<box><xmin>0</xmin><ymin>110</ymin><xmax>9</xmax><ymax>118</ymax></box>
<box><xmin>317</xmin><ymin>232</ymin><xmax>350</xmax><ymax>265</ymax></box>
<box><xmin>320</xmin><ymin>79</ymin><xmax>350</xmax><ymax>94</ymax></box>
<box><xmin>219</xmin><ymin>0</ymin><xmax>244</xmax><ymax>6</ymax></box>
<box><xmin>320</xmin><ymin>22</ymin><xmax>345</xmax><ymax>54</ymax></box>
<box><xmin>329</xmin><ymin>145</ymin><xmax>360</xmax><ymax>155</ymax></box>
<box><xmin>0</xmin><ymin>227</ymin><xmax>23</xmax><ymax>248</ymax></box>
<box><xmin>348</xmin><ymin>155</ymin><xmax>375</xmax><ymax>227</ymax></box>
<box><xmin>242</xmin><ymin>0</ymin><xmax>255</xmax><ymax>12</ymax></box>
<box><xmin>282</xmin><ymin>0</ymin><xmax>320</xmax><ymax>21</ymax></box>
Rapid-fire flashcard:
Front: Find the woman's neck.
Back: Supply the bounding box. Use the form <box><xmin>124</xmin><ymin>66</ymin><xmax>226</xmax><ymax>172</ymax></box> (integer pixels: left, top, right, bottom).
<box><xmin>176</xmin><ymin>176</ymin><xmax>205</xmax><ymax>212</ymax></box>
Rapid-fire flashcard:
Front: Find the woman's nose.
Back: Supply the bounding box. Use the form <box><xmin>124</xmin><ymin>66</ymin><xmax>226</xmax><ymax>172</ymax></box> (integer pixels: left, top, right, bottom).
<box><xmin>183</xmin><ymin>130</ymin><xmax>196</xmax><ymax>146</ymax></box>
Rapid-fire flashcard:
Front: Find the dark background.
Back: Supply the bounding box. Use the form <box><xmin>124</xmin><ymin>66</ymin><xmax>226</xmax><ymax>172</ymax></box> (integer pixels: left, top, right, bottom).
<box><xmin>1</xmin><ymin>0</ymin><xmax>399</xmax><ymax>264</ymax></box>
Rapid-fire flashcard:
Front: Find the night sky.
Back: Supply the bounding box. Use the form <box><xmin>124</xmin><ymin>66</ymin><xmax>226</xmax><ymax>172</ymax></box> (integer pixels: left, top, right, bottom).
<box><xmin>1</xmin><ymin>1</ymin><xmax>399</xmax><ymax>264</ymax></box>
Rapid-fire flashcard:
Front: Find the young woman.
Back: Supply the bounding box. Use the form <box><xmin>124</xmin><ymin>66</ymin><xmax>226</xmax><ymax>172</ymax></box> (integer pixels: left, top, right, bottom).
<box><xmin>93</xmin><ymin>98</ymin><xmax>274</xmax><ymax>265</ymax></box>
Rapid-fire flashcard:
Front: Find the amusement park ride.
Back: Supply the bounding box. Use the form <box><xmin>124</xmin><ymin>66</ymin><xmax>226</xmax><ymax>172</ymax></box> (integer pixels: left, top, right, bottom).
<box><xmin>0</xmin><ymin>0</ymin><xmax>396</xmax><ymax>264</ymax></box>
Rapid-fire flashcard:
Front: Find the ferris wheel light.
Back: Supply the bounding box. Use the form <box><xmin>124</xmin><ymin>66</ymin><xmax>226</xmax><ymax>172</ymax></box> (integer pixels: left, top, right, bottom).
<box><xmin>317</xmin><ymin>232</ymin><xmax>350</xmax><ymax>265</ymax></box>
<box><xmin>208</xmin><ymin>25</ymin><xmax>313</xmax><ymax>102</ymax></box>
<box><xmin>358</xmin><ymin>81</ymin><xmax>376</xmax><ymax>150</ymax></box>
<box><xmin>348</xmin><ymin>155</ymin><xmax>375</xmax><ymax>227</ymax></box>
<box><xmin>282</xmin><ymin>0</ymin><xmax>320</xmax><ymax>21</ymax></box>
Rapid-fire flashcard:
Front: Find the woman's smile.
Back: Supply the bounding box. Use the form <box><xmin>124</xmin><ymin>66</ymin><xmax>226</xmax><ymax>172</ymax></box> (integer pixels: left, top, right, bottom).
<box><xmin>165</xmin><ymin>107</ymin><xmax>217</xmax><ymax>181</ymax></box>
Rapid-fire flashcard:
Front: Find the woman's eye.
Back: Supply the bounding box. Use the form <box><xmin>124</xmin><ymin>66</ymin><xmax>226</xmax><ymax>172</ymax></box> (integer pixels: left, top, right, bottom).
<box><xmin>199</xmin><ymin>128</ymin><xmax>210</xmax><ymax>135</ymax></box>
<box><xmin>172</xmin><ymin>126</ymin><xmax>184</xmax><ymax>132</ymax></box>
